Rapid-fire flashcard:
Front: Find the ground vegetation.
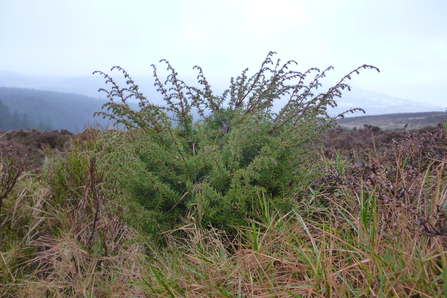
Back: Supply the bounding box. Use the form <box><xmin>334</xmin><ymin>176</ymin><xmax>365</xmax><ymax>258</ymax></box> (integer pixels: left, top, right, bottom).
<box><xmin>0</xmin><ymin>54</ymin><xmax>446</xmax><ymax>297</ymax></box>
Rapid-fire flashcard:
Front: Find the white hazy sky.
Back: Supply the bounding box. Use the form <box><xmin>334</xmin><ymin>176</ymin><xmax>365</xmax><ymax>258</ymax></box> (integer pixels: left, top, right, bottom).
<box><xmin>0</xmin><ymin>0</ymin><xmax>446</xmax><ymax>106</ymax></box>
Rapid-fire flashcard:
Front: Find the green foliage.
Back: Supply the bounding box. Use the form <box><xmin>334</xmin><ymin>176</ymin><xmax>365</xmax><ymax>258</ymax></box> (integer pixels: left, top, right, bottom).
<box><xmin>44</xmin><ymin>129</ymin><xmax>104</xmax><ymax>208</ymax></box>
<box><xmin>94</xmin><ymin>52</ymin><xmax>379</xmax><ymax>240</ymax></box>
<box><xmin>0</xmin><ymin>142</ymin><xmax>27</xmax><ymax>219</ymax></box>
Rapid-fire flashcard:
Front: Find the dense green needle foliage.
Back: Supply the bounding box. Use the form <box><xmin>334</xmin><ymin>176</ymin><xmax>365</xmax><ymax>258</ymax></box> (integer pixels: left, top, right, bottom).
<box><xmin>2</xmin><ymin>113</ymin><xmax>447</xmax><ymax>297</ymax></box>
<box><xmin>93</xmin><ymin>52</ymin><xmax>379</xmax><ymax>239</ymax></box>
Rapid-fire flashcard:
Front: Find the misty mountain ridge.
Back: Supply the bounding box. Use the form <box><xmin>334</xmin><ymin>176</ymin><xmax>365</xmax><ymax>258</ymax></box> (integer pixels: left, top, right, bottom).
<box><xmin>331</xmin><ymin>88</ymin><xmax>444</xmax><ymax>116</ymax></box>
<box><xmin>0</xmin><ymin>71</ymin><xmax>107</xmax><ymax>100</ymax></box>
<box><xmin>0</xmin><ymin>72</ymin><xmax>444</xmax><ymax>132</ymax></box>
<box><xmin>0</xmin><ymin>87</ymin><xmax>111</xmax><ymax>132</ymax></box>
<box><xmin>1</xmin><ymin>71</ymin><xmax>444</xmax><ymax>117</ymax></box>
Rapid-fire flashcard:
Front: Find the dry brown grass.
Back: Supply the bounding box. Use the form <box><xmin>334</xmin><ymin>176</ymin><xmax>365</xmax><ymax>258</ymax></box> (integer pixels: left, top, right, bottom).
<box><xmin>135</xmin><ymin>126</ymin><xmax>447</xmax><ymax>297</ymax></box>
<box><xmin>0</xmin><ymin>131</ymin><xmax>150</xmax><ymax>297</ymax></box>
<box><xmin>137</xmin><ymin>178</ymin><xmax>446</xmax><ymax>297</ymax></box>
<box><xmin>1</xmin><ymin>125</ymin><xmax>446</xmax><ymax>297</ymax></box>
<box><xmin>0</xmin><ymin>173</ymin><xmax>150</xmax><ymax>298</ymax></box>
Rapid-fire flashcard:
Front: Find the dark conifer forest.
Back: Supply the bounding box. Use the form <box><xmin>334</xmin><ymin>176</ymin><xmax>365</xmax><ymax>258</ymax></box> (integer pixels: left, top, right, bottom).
<box><xmin>0</xmin><ymin>87</ymin><xmax>114</xmax><ymax>132</ymax></box>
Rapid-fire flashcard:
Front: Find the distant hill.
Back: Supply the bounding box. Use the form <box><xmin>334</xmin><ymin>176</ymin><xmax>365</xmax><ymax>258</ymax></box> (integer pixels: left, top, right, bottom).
<box><xmin>1</xmin><ymin>72</ymin><xmax>444</xmax><ymax>116</ymax></box>
<box><xmin>0</xmin><ymin>76</ymin><xmax>445</xmax><ymax>133</ymax></box>
<box><xmin>0</xmin><ymin>87</ymin><xmax>112</xmax><ymax>132</ymax></box>
<box><xmin>337</xmin><ymin>111</ymin><xmax>447</xmax><ymax>130</ymax></box>
<box><xmin>330</xmin><ymin>88</ymin><xmax>445</xmax><ymax>116</ymax></box>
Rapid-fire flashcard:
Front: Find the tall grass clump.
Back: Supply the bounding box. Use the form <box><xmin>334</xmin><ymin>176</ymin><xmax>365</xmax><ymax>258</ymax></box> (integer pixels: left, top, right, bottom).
<box><xmin>93</xmin><ymin>51</ymin><xmax>379</xmax><ymax>241</ymax></box>
<box><xmin>0</xmin><ymin>129</ymin><xmax>149</xmax><ymax>297</ymax></box>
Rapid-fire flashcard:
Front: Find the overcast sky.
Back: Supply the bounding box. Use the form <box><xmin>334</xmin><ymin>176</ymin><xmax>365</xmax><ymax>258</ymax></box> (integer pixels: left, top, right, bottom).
<box><xmin>0</xmin><ymin>0</ymin><xmax>446</xmax><ymax>106</ymax></box>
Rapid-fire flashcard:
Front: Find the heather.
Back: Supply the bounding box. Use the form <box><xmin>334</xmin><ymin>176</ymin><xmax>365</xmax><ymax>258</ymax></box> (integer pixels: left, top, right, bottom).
<box><xmin>1</xmin><ymin>53</ymin><xmax>446</xmax><ymax>297</ymax></box>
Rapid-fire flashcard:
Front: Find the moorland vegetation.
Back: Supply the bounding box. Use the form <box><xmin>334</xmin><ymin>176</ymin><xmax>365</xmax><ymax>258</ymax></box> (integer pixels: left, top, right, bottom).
<box><xmin>338</xmin><ymin>111</ymin><xmax>447</xmax><ymax>130</ymax></box>
<box><xmin>0</xmin><ymin>52</ymin><xmax>446</xmax><ymax>297</ymax></box>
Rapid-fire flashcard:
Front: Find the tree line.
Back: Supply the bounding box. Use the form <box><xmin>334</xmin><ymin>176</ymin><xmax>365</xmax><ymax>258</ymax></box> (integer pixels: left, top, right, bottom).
<box><xmin>0</xmin><ymin>87</ymin><xmax>113</xmax><ymax>132</ymax></box>
<box><xmin>0</xmin><ymin>98</ymin><xmax>45</xmax><ymax>130</ymax></box>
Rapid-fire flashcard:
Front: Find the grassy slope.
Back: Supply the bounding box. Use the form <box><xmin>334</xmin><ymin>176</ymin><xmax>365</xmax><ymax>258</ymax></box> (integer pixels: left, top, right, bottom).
<box><xmin>0</xmin><ymin>127</ymin><xmax>446</xmax><ymax>297</ymax></box>
<box><xmin>338</xmin><ymin>111</ymin><xmax>446</xmax><ymax>130</ymax></box>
